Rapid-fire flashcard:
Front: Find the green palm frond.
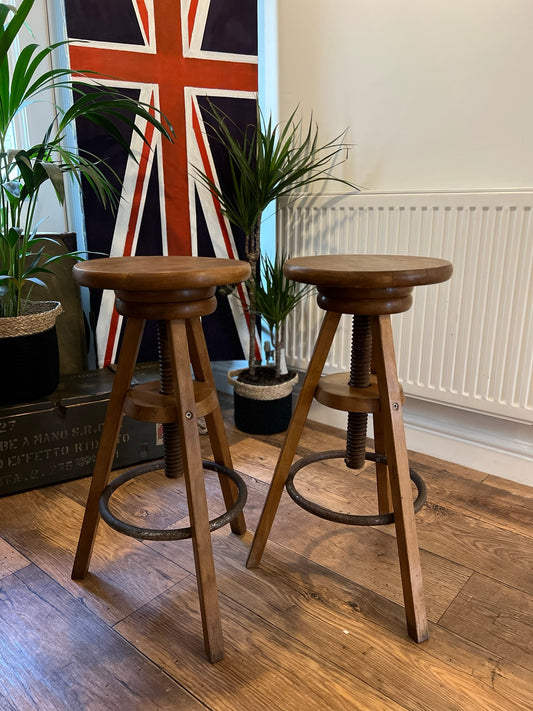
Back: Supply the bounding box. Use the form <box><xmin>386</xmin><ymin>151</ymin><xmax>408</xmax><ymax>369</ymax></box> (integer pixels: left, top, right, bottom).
<box><xmin>194</xmin><ymin>102</ymin><xmax>355</xmax><ymax>237</ymax></box>
<box><xmin>253</xmin><ymin>252</ymin><xmax>313</xmax><ymax>334</ymax></box>
<box><xmin>193</xmin><ymin>99</ymin><xmax>356</xmax><ymax>375</ymax></box>
<box><xmin>0</xmin><ymin>0</ymin><xmax>174</xmax><ymax>317</ymax></box>
<box><xmin>253</xmin><ymin>253</ymin><xmax>313</xmax><ymax>378</ymax></box>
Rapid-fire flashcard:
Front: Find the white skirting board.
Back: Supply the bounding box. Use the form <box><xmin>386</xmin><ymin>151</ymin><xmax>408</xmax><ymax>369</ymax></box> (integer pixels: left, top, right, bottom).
<box><xmin>212</xmin><ymin>361</ymin><xmax>532</xmax><ymax>488</ymax></box>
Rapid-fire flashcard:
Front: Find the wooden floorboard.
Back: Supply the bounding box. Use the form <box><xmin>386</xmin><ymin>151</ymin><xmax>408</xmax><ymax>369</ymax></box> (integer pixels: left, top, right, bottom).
<box><xmin>439</xmin><ymin>573</ymin><xmax>533</xmax><ymax>671</ymax></box>
<box><xmin>133</xmin><ymin>528</ymin><xmax>530</xmax><ymax>711</ymax></box>
<box><xmin>115</xmin><ymin>572</ymin><xmax>408</xmax><ymax>711</ymax></box>
<box><xmin>0</xmin><ymin>393</ymin><xmax>531</xmax><ymax>710</ymax></box>
<box><xmin>0</xmin><ymin>537</ymin><xmax>28</xmax><ymax>580</ymax></box>
<box><xmin>0</xmin><ymin>565</ymin><xmax>203</xmax><ymax>711</ymax></box>
<box><xmin>396</xmin><ymin>458</ymin><xmax>533</xmax><ymax>539</ymax></box>
<box><xmin>0</xmin><ymin>485</ymin><xmax>191</xmax><ymax>625</ymax></box>
<box><xmin>229</xmin><ymin>438</ymin><xmax>474</xmax><ymax>622</ymax></box>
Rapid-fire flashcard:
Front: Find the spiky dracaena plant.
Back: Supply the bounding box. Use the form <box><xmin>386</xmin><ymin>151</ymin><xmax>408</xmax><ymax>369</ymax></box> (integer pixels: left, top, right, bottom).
<box><xmin>0</xmin><ymin>0</ymin><xmax>173</xmax><ymax>317</ymax></box>
<box><xmin>253</xmin><ymin>253</ymin><xmax>313</xmax><ymax>379</ymax></box>
<box><xmin>194</xmin><ymin>102</ymin><xmax>355</xmax><ymax>380</ymax></box>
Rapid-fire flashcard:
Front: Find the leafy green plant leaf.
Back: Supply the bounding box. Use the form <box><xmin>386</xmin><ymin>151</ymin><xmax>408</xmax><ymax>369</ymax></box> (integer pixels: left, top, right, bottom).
<box><xmin>0</xmin><ymin>0</ymin><xmax>174</xmax><ymax>317</ymax></box>
<box><xmin>193</xmin><ymin>100</ymin><xmax>356</xmax><ymax>376</ymax></box>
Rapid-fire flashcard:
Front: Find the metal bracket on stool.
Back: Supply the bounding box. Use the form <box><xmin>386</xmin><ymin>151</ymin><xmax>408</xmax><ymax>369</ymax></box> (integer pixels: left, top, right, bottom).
<box><xmin>285</xmin><ymin>450</ymin><xmax>426</xmax><ymax>526</ymax></box>
<box><xmin>99</xmin><ymin>459</ymin><xmax>247</xmax><ymax>540</ymax></box>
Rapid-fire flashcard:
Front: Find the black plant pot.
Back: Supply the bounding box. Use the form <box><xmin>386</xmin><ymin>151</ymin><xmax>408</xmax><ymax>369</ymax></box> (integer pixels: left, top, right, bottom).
<box><xmin>0</xmin><ymin>301</ymin><xmax>62</xmax><ymax>407</ymax></box>
<box><xmin>0</xmin><ymin>327</ymin><xmax>60</xmax><ymax>406</ymax></box>
<box><xmin>234</xmin><ymin>390</ymin><xmax>294</xmax><ymax>435</ymax></box>
<box><xmin>228</xmin><ymin>368</ymin><xmax>298</xmax><ymax>436</ymax></box>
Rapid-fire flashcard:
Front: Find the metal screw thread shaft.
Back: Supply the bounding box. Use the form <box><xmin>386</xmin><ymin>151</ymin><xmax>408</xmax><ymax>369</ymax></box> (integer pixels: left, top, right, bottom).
<box><xmin>345</xmin><ymin>315</ymin><xmax>372</xmax><ymax>470</ymax></box>
<box><xmin>158</xmin><ymin>321</ymin><xmax>184</xmax><ymax>479</ymax></box>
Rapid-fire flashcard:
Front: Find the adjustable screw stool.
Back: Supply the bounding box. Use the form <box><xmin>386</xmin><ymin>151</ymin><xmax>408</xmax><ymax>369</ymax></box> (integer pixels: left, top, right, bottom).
<box><xmin>71</xmin><ymin>256</ymin><xmax>251</xmax><ymax>662</ymax></box>
<box><xmin>247</xmin><ymin>254</ymin><xmax>453</xmax><ymax>643</ymax></box>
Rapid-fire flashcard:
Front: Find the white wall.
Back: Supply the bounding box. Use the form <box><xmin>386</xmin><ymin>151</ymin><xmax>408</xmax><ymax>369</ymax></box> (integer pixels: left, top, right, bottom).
<box><xmin>276</xmin><ymin>0</ymin><xmax>533</xmax><ymax>191</ymax></box>
<box><xmin>270</xmin><ymin>1</ymin><xmax>533</xmax><ymax>483</ymax></box>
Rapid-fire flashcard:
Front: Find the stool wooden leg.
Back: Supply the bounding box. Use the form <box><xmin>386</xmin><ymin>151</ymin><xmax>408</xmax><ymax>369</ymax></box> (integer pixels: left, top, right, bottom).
<box><xmin>167</xmin><ymin>318</ymin><xmax>224</xmax><ymax>663</ymax></box>
<box><xmin>371</xmin><ymin>337</ymin><xmax>394</xmax><ymax>515</ymax></box>
<box><xmin>186</xmin><ymin>318</ymin><xmax>246</xmax><ymax>535</ymax></box>
<box><xmin>373</xmin><ymin>410</ymin><xmax>394</xmax><ymax>515</ymax></box>
<box><xmin>247</xmin><ymin>311</ymin><xmax>341</xmax><ymax>568</ymax></box>
<box><xmin>371</xmin><ymin>315</ymin><xmax>428</xmax><ymax>643</ymax></box>
<box><xmin>72</xmin><ymin>317</ymin><xmax>145</xmax><ymax>580</ymax></box>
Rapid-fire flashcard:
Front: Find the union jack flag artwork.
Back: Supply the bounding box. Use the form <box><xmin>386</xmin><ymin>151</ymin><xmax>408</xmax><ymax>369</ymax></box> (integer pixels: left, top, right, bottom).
<box><xmin>64</xmin><ymin>0</ymin><xmax>258</xmax><ymax>366</ymax></box>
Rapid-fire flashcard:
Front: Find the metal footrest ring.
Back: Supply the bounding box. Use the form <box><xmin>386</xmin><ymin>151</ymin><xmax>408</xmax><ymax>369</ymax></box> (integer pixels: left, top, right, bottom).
<box><xmin>285</xmin><ymin>449</ymin><xmax>426</xmax><ymax>526</ymax></box>
<box><xmin>99</xmin><ymin>459</ymin><xmax>247</xmax><ymax>541</ymax></box>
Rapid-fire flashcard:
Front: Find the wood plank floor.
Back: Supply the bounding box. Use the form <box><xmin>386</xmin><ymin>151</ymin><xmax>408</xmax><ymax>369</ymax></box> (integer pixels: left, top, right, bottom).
<box><xmin>0</xmin><ymin>392</ymin><xmax>532</xmax><ymax>710</ymax></box>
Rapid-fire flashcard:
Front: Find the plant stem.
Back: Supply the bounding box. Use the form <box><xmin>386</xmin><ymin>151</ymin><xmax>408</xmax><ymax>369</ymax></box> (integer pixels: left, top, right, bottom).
<box><xmin>274</xmin><ymin>321</ymin><xmax>285</xmax><ymax>379</ymax></box>
<box><xmin>246</xmin><ymin>217</ymin><xmax>261</xmax><ymax>377</ymax></box>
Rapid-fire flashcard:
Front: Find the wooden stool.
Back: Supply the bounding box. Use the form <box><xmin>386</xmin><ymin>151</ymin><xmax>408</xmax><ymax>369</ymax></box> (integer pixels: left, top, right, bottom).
<box><xmin>247</xmin><ymin>254</ymin><xmax>453</xmax><ymax>643</ymax></box>
<box><xmin>71</xmin><ymin>255</ymin><xmax>251</xmax><ymax>663</ymax></box>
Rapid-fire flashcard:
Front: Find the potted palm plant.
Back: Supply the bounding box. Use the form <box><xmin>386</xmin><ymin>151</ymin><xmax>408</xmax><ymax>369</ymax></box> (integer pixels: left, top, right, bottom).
<box><xmin>0</xmin><ymin>0</ymin><xmax>172</xmax><ymax>406</ymax></box>
<box><xmin>227</xmin><ymin>252</ymin><xmax>313</xmax><ymax>434</ymax></box>
<box><xmin>194</xmin><ymin>102</ymin><xmax>356</xmax><ymax>433</ymax></box>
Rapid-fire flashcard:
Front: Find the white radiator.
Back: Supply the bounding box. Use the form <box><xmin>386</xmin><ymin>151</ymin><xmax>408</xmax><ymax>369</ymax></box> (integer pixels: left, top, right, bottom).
<box><xmin>279</xmin><ymin>191</ymin><xmax>533</xmax><ymax>425</ymax></box>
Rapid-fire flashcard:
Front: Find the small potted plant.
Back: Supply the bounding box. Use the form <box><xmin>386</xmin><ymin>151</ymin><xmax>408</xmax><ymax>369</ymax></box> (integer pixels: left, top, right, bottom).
<box><xmin>0</xmin><ymin>0</ymin><xmax>172</xmax><ymax>406</ymax></box>
<box><xmin>194</xmin><ymin>101</ymin><xmax>356</xmax><ymax>433</ymax></box>
<box><xmin>228</xmin><ymin>252</ymin><xmax>313</xmax><ymax>433</ymax></box>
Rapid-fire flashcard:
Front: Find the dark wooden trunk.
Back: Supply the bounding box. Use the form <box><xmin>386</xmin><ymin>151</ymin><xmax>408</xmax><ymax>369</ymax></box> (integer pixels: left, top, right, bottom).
<box><xmin>0</xmin><ymin>363</ymin><xmax>163</xmax><ymax>495</ymax></box>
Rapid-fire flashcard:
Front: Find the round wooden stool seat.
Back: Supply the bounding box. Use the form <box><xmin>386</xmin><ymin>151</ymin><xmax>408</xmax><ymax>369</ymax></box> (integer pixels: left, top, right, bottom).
<box><xmin>285</xmin><ymin>254</ymin><xmax>453</xmax><ymax>314</ymax></box>
<box><xmin>71</xmin><ymin>255</ymin><xmax>251</xmax><ymax>663</ymax></box>
<box><xmin>74</xmin><ymin>256</ymin><xmax>251</xmax><ymax>320</ymax></box>
<box><xmin>73</xmin><ymin>255</ymin><xmax>250</xmax><ymax>292</ymax></box>
<box><xmin>248</xmin><ymin>252</ymin><xmax>453</xmax><ymax>646</ymax></box>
